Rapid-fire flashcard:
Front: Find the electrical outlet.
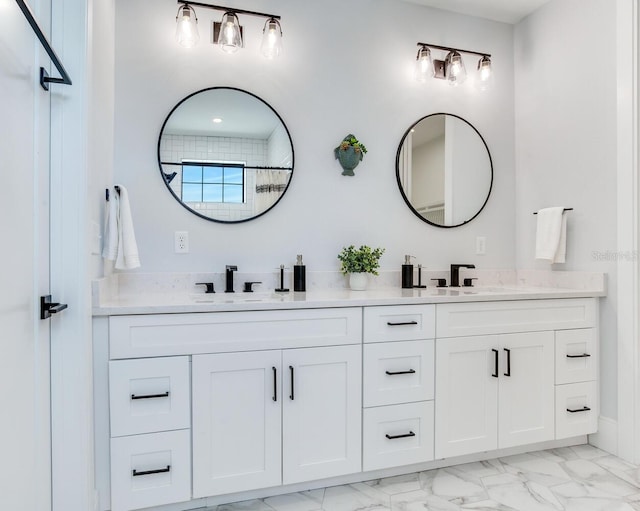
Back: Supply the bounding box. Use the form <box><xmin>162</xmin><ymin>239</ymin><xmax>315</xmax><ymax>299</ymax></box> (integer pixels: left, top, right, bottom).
<box><xmin>175</xmin><ymin>231</ymin><xmax>189</xmax><ymax>253</ymax></box>
<box><xmin>476</xmin><ymin>236</ymin><xmax>486</xmax><ymax>255</ymax></box>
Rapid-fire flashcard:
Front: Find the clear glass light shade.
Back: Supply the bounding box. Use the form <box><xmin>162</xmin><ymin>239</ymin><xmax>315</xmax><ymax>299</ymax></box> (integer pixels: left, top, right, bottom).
<box><xmin>477</xmin><ymin>55</ymin><xmax>493</xmax><ymax>90</ymax></box>
<box><xmin>175</xmin><ymin>5</ymin><xmax>199</xmax><ymax>48</ymax></box>
<box><xmin>218</xmin><ymin>12</ymin><xmax>243</xmax><ymax>53</ymax></box>
<box><xmin>445</xmin><ymin>51</ymin><xmax>467</xmax><ymax>86</ymax></box>
<box><xmin>260</xmin><ymin>18</ymin><xmax>283</xmax><ymax>59</ymax></box>
<box><xmin>414</xmin><ymin>46</ymin><xmax>433</xmax><ymax>82</ymax></box>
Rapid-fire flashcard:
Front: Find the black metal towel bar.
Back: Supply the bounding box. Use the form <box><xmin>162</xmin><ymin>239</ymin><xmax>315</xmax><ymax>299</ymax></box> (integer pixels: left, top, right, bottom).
<box><xmin>15</xmin><ymin>0</ymin><xmax>72</xmax><ymax>91</ymax></box>
<box><xmin>533</xmin><ymin>208</ymin><xmax>573</xmax><ymax>215</ymax></box>
<box><xmin>105</xmin><ymin>186</ymin><xmax>121</xmax><ymax>202</ymax></box>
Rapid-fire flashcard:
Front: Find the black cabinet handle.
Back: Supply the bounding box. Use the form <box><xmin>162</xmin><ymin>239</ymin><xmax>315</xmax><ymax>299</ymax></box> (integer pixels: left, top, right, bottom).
<box><xmin>385</xmin><ymin>431</ymin><xmax>416</xmax><ymax>440</ymax></box>
<box><xmin>132</xmin><ymin>465</ymin><xmax>171</xmax><ymax>477</ymax></box>
<box><xmin>567</xmin><ymin>406</ymin><xmax>591</xmax><ymax>413</ymax></box>
<box><xmin>504</xmin><ymin>348</ymin><xmax>511</xmax><ymax>377</ymax></box>
<box><xmin>289</xmin><ymin>365</ymin><xmax>294</xmax><ymax>400</ymax></box>
<box><xmin>130</xmin><ymin>391</ymin><xmax>170</xmax><ymax>400</ymax></box>
<box><xmin>566</xmin><ymin>353</ymin><xmax>591</xmax><ymax>358</ymax></box>
<box><xmin>385</xmin><ymin>369</ymin><xmax>416</xmax><ymax>376</ymax></box>
<box><xmin>492</xmin><ymin>349</ymin><xmax>499</xmax><ymax>378</ymax></box>
<box><xmin>272</xmin><ymin>367</ymin><xmax>277</xmax><ymax>402</ymax></box>
<box><xmin>386</xmin><ymin>321</ymin><xmax>418</xmax><ymax>326</ymax></box>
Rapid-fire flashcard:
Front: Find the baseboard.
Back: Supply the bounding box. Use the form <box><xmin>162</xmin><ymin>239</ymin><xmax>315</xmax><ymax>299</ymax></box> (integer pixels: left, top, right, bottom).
<box><xmin>588</xmin><ymin>416</ymin><xmax>618</xmax><ymax>455</ymax></box>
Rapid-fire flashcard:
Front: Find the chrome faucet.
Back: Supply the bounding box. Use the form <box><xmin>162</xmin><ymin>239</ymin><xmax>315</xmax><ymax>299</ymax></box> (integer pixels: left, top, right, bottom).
<box><xmin>225</xmin><ymin>265</ymin><xmax>238</xmax><ymax>293</ymax></box>
<box><xmin>450</xmin><ymin>264</ymin><xmax>475</xmax><ymax>287</ymax></box>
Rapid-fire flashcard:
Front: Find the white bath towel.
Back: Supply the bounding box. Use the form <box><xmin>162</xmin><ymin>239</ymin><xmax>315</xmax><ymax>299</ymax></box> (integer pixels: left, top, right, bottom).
<box><xmin>102</xmin><ymin>185</ymin><xmax>141</xmax><ymax>270</ymax></box>
<box><xmin>535</xmin><ymin>207</ymin><xmax>567</xmax><ymax>263</ymax></box>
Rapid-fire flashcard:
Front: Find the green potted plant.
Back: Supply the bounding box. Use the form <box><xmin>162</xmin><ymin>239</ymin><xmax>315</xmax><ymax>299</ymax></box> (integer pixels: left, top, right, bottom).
<box><xmin>334</xmin><ymin>134</ymin><xmax>368</xmax><ymax>176</ymax></box>
<box><xmin>337</xmin><ymin>245</ymin><xmax>385</xmax><ymax>290</ymax></box>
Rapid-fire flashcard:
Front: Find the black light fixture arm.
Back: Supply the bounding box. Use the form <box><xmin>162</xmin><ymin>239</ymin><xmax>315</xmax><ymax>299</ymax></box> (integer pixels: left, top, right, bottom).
<box><xmin>15</xmin><ymin>0</ymin><xmax>72</xmax><ymax>90</ymax></box>
<box><xmin>417</xmin><ymin>42</ymin><xmax>490</xmax><ymax>58</ymax></box>
<box><xmin>179</xmin><ymin>0</ymin><xmax>280</xmax><ymax>20</ymax></box>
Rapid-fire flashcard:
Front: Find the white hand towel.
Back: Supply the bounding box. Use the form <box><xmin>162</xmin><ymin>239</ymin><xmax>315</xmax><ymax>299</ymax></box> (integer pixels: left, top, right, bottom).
<box><xmin>114</xmin><ymin>185</ymin><xmax>141</xmax><ymax>270</ymax></box>
<box><xmin>101</xmin><ymin>189</ymin><xmax>119</xmax><ymax>261</ymax></box>
<box><xmin>535</xmin><ymin>207</ymin><xmax>566</xmax><ymax>263</ymax></box>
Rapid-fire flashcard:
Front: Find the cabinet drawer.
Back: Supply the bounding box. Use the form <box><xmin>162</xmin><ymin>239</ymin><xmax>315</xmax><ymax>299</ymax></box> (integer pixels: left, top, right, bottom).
<box><xmin>555</xmin><ymin>329</ymin><xmax>597</xmax><ymax>384</ymax></box>
<box><xmin>436</xmin><ymin>299</ymin><xmax>596</xmax><ymax>338</ymax></box>
<box><xmin>363</xmin><ymin>305</ymin><xmax>435</xmax><ymax>343</ymax></box>
<box><xmin>109</xmin><ymin>357</ymin><xmax>190</xmax><ymax>437</ymax></box>
<box><xmin>363</xmin><ymin>340</ymin><xmax>434</xmax><ymax>407</ymax></box>
<box><xmin>555</xmin><ymin>381</ymin><xmax>598</xmax><ymax>439</ymax></box>
<box><xmin>110</xmin><ymin>308</ymin><xmax>362</xmax><ymax>359</ymax></box>
<box><xmin>363</xmin><ymin>401</ymin><xmax>434</xmax><ymax>471</ymax></box>
<box><xmin>110</xmin><ymin>430</ymin><xmax>191</xmax><ymax>511</ymax></box>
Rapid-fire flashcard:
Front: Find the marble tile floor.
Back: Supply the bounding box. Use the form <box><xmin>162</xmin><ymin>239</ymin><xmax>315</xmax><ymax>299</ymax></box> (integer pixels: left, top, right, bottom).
<box><xmin>206</xmin><ymin>445</ymin><xmax>640</xmax><ymax>511</ymax></box>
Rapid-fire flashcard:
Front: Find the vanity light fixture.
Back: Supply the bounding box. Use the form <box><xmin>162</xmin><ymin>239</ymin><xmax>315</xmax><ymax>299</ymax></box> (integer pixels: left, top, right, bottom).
<box><xmin>175</xmin><ymin>1</ymin><xmax>282</xmax><ymax>58</ymax></box>
<box><xmin>415</xmin><ymin>43</ymin><xmax>492</xmax><ymax>89</ymax></box>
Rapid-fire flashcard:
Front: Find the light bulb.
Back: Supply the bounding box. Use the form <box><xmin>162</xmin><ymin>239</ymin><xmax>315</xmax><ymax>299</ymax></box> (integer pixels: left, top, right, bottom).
<box><xmin>260</xmin><ymin>18</ymin><xmax>283</xmax><ymax>59</ymax></box>
<box><xmin>175</xmin><ymin>5</ymin><xmax>199</xmax><ymax>48</ymax></box>
<box><xmin>477</xmin><ymin>55</ymin><xmax>493</xmax><ymax>91</ymax></box>
<box><xmin>445</xmin><ymin>51</ymin><xmax>467</xmax><ymax>86</ymax></box>
<box><xmin>414</xmin><ymin>46</ymin><xmax>433</xmax><ymax>82</ymax></box>
<box><xmin>218</xmin><ymin>12</ymin><xmax>242</xmax><ymax>53</ymax></box>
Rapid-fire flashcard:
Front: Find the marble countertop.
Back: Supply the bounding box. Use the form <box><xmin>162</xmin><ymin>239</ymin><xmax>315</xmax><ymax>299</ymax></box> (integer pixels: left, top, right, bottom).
<box><xmin>92</xmin><ymin>270</ymin><xmax>607</xmax><ymax>316</ymax></box>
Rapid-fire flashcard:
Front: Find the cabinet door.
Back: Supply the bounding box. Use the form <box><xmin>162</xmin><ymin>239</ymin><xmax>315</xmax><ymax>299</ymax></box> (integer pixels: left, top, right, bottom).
<box><xmin>282</xmin><ymin>345</ymin><xmax>361</xmax><ymax>484</ymax></box>
<box><xmin>435</xmin><ymin>336</ymin><xmax>499</xmax><ymax>459</ymax></box>
<box><xmin>192</xmin><ymin>351</ymin><xmax>281</xmax><ymax>498</ymax></box>
<box><xmin>498</xmin><ymin>332</ymin><xmax>554</xmax><ymax>448</ymax></box>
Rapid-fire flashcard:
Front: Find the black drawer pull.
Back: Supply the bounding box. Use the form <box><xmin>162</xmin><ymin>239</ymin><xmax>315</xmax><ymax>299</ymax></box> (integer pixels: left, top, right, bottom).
<box><xmin>130</xmin><ymin>391</ymin><xmax>170</xmax><ymax>400</ymax></box>
<box><xmin>132</xmin><ymin>465</ymin><xmax>171</xmax><ymax>477</ymax></box>
<box><xmin>386</xmin><ymin>321</ymin><xmax>418</xmax><ymax>326</ymax></box>
<box><xmin>492</xmin><ymin>349</ymin><xmax>499</xmax><ymax>378</ymax></box>
<box><xmin>385</xmin><ymin>431</ymin><xmax>416</xmax><ymax>440</ymax></box>
<box><xmin>289</xmin><ymin>365</ymin><xmax>294</xmax><ymax>400</ymax></box>
<box><xmin>504</xmin><ymin>348</ymin><xmax>511</xmax><ymax>377</ymax></box>
<box><xmin>272</xmin><ymin>367</ymin><xmax>277</xmax><ymax>402</ymax></box>
<box><xmin>566</xmin><ymin>353</ymin><xmax>591</xmax><ymax>358</ymax></box>
<box><xmin>385</xmin><ymin>369</ymin><xmax>416</xmax><ymax>376</ymax></box>
<box><xmin>566</xmin><ymin>406</ymin><xmax>591</xmax><ymax>413</ymax></box>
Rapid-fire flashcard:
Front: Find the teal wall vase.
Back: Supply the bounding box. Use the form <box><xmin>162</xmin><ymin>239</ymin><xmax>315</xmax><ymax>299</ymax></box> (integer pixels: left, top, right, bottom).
<box><xmin>334</xmin><ymin>146</ymin><xmax>363</xmax><ymax>176</ymax></box>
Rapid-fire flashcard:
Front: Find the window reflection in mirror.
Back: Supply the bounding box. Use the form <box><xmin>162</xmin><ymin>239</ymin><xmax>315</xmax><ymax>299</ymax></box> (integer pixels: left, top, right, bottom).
<box><xmin>396</xmin><ymin>113</ymin><xmax>492</xmax><ymax>228</ymax></box>
<box><xmin>158</xmin><ymin>87</ymin><xmax>294</xmax><ymax>223</ymax></box>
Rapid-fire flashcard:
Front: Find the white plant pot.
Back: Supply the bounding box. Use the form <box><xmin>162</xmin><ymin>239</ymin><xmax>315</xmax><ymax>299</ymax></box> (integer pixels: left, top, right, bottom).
<box><xmin>349</xmin><ymin>273</ymin><xmax>368</xmax><ymax>291</ymax></box>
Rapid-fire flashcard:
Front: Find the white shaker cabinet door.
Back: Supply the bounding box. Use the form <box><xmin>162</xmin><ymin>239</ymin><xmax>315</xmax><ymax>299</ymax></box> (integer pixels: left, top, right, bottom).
<box><xmin>498</xmin><ymin>331</ymin><xmax>555</xmax><ymax>448</ymax></box>
<box><xmin>282</xmin><ymin>345</ymin><xmax>362</xmax><ymax>485</ymax></box>
<box><xmin>435</xmin><ymin>336</ymin><xmax>499</xmax><ymax>459</ymax></box>
<box><xmin>192</xmin><ymin>351</ymin><xmax>282</xmax><ymax>498</ymax></box>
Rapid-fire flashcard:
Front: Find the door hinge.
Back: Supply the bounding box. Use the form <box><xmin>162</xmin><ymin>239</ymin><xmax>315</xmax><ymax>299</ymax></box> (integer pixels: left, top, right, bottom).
<box><xmin>40</xmin><ymin>295</ymin><xmax>68</xmax><ymax>320</ymax></box>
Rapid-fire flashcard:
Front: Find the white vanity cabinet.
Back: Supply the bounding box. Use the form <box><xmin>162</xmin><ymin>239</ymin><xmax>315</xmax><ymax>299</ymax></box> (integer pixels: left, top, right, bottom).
<box><xmin>192</xmin><ymin>344</ymin><xmax>361</xmax><ymax>498</ymax></box>
<box><xmin>434</xmin><ymin>298</ymin><xmax>598</xmax><ymax>460</ymax></box>
<box><xmin>362</xmin><ymin>305</ymin><xmax>436</xmax><ymax>471</ymax></box>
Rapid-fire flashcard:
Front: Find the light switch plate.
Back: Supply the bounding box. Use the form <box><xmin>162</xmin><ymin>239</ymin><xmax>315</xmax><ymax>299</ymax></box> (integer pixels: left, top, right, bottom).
<box><xmin>476</xmin><ymin>236</ymin><xmax>486</xmax><ymax>255</ymax></box>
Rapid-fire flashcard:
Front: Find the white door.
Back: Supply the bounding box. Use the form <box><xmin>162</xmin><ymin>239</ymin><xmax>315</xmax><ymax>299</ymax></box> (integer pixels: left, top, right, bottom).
<box><xmin>0</xmin><ymin>1</ymin><xmax>52</xmax><ymax>510</ymax></box>
<box><xmin>282</xmin><ymin>345</ymin><xmax>361</xmax><ymax>484</ymax></box>
<box><xmin>498</xmin><ymin>332</ymin><xmax>555</xmax><ymax>448</ymax></box>
<box><xmin>192</xmin><ymin>351</ymin><xmax>282</xmax><ymax>498</ymax></box>
<box><xmin>435</xmin><ymin>336</ymin><xmax>499</xmax><ymax>459</ymax></box>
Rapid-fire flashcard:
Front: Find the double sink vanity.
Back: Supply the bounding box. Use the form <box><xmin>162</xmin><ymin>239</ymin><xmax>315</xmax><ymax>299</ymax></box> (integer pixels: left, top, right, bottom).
<box><xmin>93</xmin><ymin>270</ymin><xmax>605</xmax><ymax>511</ymax></box>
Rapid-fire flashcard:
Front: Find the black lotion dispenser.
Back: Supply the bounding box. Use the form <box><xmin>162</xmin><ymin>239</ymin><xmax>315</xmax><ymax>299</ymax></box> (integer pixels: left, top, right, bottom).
<box><xmin>294</xmin><ymin>254</ymin><xmax>306</xmax><ymax>292</ymax></box>
<box><xmin>402</xmin><ymin>255</ymin><xmax>414</xmax><ymax>289</ymax></box>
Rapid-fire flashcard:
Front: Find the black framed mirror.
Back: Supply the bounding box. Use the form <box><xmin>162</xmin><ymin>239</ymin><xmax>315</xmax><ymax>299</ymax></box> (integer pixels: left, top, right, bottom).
<box><xmin>396</xmin><ymin>113</ymin><xmax>493</xmax><ymax>228</ymax></box>
<box><xmin>157</xmin><ymin>87</ymin><xmax>294</xmax><ymax>223</ymax></box>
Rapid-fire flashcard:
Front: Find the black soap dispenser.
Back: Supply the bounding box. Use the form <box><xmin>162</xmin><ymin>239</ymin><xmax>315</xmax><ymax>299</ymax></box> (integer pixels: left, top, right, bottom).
<box><xmin>402</xmin><ymin>255</ymin><xmax>414</xmax><ymax>289</ymax></box>
<box><xmin>294</xmin><ymin>254</ymin><xmax>306</xmax><ymax>292</ymax></box>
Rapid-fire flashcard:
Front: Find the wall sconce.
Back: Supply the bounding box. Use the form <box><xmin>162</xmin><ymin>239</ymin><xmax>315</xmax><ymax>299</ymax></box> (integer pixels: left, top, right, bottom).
<box><xmin>415</xmin><ymin>43</ymin><xmax>492</xmax><ymax>89</ymax></box>
<box><xmin>175</xmin><ymin>1</ymin><xmax>282</xmax><ymax>57</ymax></box>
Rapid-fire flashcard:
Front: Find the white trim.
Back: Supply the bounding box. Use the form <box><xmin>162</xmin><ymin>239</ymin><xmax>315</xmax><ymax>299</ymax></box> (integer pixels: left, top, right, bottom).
<box><xmin>616</xmin><ymin>0</ymin><xmax>640</xmax><ymax>464</ymax></box>
<box><xmin>589</xmin><ymin>416</ymin><xmax>619</xmax><ymax>455</ymax></box>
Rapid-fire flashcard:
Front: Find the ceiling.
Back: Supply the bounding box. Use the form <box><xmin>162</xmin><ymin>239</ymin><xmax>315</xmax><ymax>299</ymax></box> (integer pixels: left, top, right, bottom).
<box><xmin>402</xmin><ymin>0</ymin><xmax>552</xmax><ymax>24</ymax></box>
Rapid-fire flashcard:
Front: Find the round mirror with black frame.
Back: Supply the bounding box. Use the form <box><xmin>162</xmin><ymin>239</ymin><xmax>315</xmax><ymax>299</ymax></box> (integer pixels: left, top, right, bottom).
<box><xmin>396</xmin><ymin>113</ymin><xmax>493</xmax><ymax>228</ymax></box>
<box><xmin>157</xmin><ymin>87</ymin><xmax>294</xmax><ymax>223</ymax></box>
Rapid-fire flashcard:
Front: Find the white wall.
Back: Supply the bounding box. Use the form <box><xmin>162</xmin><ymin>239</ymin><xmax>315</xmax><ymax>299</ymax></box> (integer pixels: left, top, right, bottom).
<box><xmin>112</xmin><ymin>0</ymin><xmax>515</xmax><ymax>273</ymax></box>
<box><xmin>514</xmin><ymin>0</ymin><xmax>618</xmax><ymax>419</ymax></box>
